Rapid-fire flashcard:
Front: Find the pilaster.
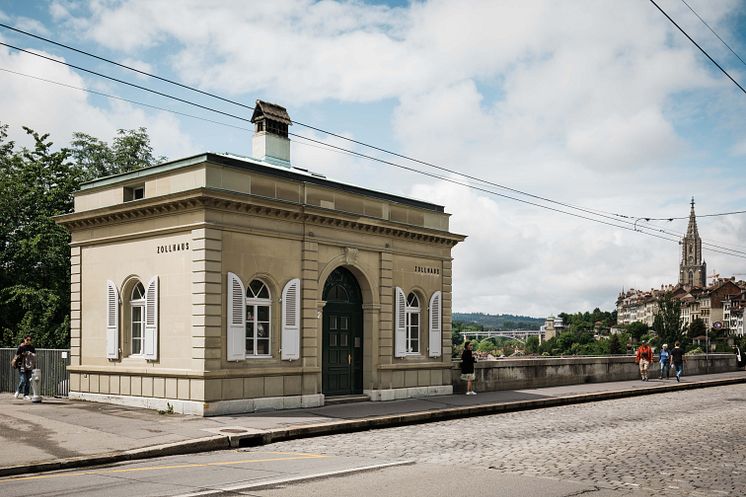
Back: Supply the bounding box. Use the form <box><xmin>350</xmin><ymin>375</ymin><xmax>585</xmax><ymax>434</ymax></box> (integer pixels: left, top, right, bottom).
<box><xmin>191</xmin><ymin>228</ymin><xmax>223</xmax><ymax>372</ymax></box>
<box><xmin>379</xmin><ymin>251</ymin><xmax>393</xmax><ymax>365</ymax></box>
<box><xmin>70</xmin><ymin>246</ymin><xmax>81</xmax><ymax>366</ymax></box>
<box><xmin>442</xmin><ymin>259</ymin><xmax>453</xmax><ymax>361</ymax></box>
<box><xmin>301</xmin><ymin>240</ymin><xmax>319</xmax><ymax>368</ymax></box>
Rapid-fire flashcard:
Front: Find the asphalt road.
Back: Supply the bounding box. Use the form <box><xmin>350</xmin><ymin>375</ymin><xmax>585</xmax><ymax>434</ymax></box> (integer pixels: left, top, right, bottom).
<box><xmin>2</xmin><ymin>384</ymin><xmax>744</xmax><ymax>497</ymax></box>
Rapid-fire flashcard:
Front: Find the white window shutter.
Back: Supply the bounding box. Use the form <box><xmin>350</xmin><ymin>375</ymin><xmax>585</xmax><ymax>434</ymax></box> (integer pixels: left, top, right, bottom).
<box><xmin>144</xmin><ymin>276</ymin><xmax>159</xmax><ymax>360</ymax></box>
<box><xmin>106</xmin><ymin>280</ymin><xmax>120</xmax><ymax>359</ymax></box>
<box><xmin>281</xmin><ymin>278</ymin><xmax>301</xmax><ymax>360</ymax></box>
<box><xmin>394</xmin><ymin>287</ymin><xmax>406</xmax><ymax>357</ymax></box>
<box><xmin>428</xmin><ymin>291</ymin><xmax>442</xmax><ymax>358</ymax></box>
<box><xmin>227</xmin><ymin>272</ymin><xmax>246</xmax><ymax>361</ymax></box>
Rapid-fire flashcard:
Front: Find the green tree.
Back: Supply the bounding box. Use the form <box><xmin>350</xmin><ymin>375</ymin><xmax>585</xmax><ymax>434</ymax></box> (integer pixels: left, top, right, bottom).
<box><xmin>70</xmin><ymin>128</ymin><xmax>164</xmax><ymax>180</ymax></box>
<box><xmin>608</xmin><ymin>333</ymin><xmax>622</xmax><ymax>355</ymax></box>
<box><xmin>525</xmin><ymin>335</ymin><xmax>540</xmax><ymax>354</ymax></box>
<box><xmin>626</xmin><ymin>321</ymin><xmax>648</xmax><ymax>341</ymax></box>
<box><xmin>0</xmin><ymin>126</ymin><xmax>80</xmax><ymax>347</ymax></box>
<box><xmin>0</xmin><ymin>124</ymin><xmax>163</xmax><ymax>348</ymax></box>
<box><xmin>657</xmin><ymin>292</ymin><xmax>684</xmax><ymax>347</ymax></box>
<box><xmin>688</xmin><ymin>318</ymin><xmax>706</xmax><ymax>338</ymax></box>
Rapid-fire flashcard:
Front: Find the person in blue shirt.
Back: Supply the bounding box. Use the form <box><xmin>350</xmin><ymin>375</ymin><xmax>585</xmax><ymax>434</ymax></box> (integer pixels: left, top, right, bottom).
<box><xmin>658</xmin><ymin>343</ymin><xmax>670</xmax><ymax>380</ymax></box>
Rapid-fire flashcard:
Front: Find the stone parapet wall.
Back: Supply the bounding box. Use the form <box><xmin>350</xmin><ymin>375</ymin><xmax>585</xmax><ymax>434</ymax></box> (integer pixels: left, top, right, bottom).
<box><xmin>451</xmin><ymin>354</ymin><xmax>739</xmax><ymax>393</ymax></box>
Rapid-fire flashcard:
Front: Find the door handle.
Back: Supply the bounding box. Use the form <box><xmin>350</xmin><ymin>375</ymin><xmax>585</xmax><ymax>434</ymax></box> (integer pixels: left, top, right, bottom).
<box><xmin>348</xmin><ymin>353</ymin><xmax>351</xmax><ymax>365</ymax></box>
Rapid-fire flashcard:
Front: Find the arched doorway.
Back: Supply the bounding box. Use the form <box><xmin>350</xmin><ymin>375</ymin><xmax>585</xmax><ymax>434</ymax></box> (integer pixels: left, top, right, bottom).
<box><xmin>322</xmin><ymin>267</ymin><xmax>363</xmax><ymax>396</ymax></box>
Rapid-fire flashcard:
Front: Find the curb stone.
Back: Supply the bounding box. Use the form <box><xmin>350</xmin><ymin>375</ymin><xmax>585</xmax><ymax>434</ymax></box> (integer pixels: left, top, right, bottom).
<box><xmin>0</xmin><ymin>435</ymin><xmax>230</xmax><ymax>478</ymax></box>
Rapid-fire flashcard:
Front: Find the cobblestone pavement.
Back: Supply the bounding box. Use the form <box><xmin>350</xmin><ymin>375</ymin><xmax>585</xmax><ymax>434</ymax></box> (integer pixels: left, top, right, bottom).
<box><xmin>261</xmin><ymin>384</ymin><xmax>746</xmax><ymax>496</ymax></box>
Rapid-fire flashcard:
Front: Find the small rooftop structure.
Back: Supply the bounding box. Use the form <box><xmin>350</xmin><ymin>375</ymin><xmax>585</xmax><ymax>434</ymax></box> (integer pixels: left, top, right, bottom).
<box><xmin>251</xmin><ymin>100</ymin><xmax>292</xmax><ymax>167</ymax></box>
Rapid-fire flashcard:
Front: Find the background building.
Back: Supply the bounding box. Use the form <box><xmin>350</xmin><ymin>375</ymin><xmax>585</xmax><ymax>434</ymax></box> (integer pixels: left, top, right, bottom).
<box><xmin>616</xmin><ymin>199</ymin><xmax>744</xmax><ymax>333</ymax></box>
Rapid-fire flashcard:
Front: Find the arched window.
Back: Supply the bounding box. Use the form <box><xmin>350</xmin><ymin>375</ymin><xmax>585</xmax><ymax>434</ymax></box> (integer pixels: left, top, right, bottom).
<box><xmin>405</xmin><ymin>292</ymin><xmax>420</xmax><ymax>354</ymax></box>
<box><xmin>246</xmin><ymin>280</ymin><xmax>271</xmax><ymax>356</ymax></box>
<box><xmin>130</xmin><ymin>282</ymin><xmax>146</xmax><ymax>356</ymax></box>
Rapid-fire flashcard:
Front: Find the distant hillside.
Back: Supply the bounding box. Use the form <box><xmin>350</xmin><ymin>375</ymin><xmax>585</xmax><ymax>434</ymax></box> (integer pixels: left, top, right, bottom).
<box><xmin>452</xmin><ymin>312</ymin><xmax>544</xmax><ymax>330</ymax></box>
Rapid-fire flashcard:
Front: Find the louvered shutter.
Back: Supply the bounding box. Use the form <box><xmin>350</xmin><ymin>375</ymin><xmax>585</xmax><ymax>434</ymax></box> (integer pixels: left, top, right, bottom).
<box><xmin>143</xmin><ymin>276</ymin><xmax>159</xmax><ymax>360</ymax></box>
<box><xmin>281</xmin><ymin>278</ymin><xmax>301</xmax><ymax>360</ymax></box>
<box><xmin>227</xmin><ymin>272</ymin><xmax>246</xmax><ymax>361</ymax></box>
<box><xmin>428</xmin><ymin>291</ymin><xmax>442</xmax><ymax>358</ymax></box>
<box><xmin>394</xmin><ymin>287</ymin><xmax>406</xmax><ymax>357</ymax></box>
<box><xmin>106</xmin><ymin>280</ymin><xmax>120</xmax><ymax>359</ymax></box>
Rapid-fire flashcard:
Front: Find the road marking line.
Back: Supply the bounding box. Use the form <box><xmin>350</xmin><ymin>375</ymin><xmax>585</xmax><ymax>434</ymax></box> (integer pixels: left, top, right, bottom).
<box><xmin>0</xmin><ymin>454</ymin><xmax>327</xmax><ymax>484</ymax></box>
<box><xmin>173</xmin><ymin>460</ymin><xmax>416</xmax><ymax>497</ymax></box>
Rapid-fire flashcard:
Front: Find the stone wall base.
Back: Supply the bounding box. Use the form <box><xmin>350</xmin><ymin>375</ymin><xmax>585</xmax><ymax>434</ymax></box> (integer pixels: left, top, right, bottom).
<box><xmin>365</xmin><ymin>385</ymin><xmax>452</xmax><ymax>402</ymax></box>
<box><xmin>69</xmin><ymin>391</ymin><xmax>324</xmax><ymax>416</ymax></box>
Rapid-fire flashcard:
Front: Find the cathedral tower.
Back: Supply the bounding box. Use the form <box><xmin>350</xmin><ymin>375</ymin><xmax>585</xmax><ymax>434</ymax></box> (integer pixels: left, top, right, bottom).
<box><xmin>679</xmin><ymin>198</ymin><xmax>706</xmax><ymax>287</ymax></box>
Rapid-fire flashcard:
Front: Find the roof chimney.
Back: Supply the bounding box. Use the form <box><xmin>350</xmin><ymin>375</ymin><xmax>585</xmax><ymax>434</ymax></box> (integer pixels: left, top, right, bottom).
<box><xmin>251</xmin><ymin>100</ymin><xmax>292</xmax><ymax>167</ymax></box>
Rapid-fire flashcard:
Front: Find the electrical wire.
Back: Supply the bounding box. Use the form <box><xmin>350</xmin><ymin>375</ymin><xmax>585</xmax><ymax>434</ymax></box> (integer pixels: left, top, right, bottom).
<box><xmin>2</xmin><ymin>22</ymin><xmax>744</xmax><ymax>225</ymax></box>
<box><xmin>1</xmin><ymin>27</ymin><xmax>746</xmax><ymax>259</ymax></box>
<box><xmin>649</xmin><ymin>0</ymin><xmax>746</xmax><ymax>96</ymax></box>
<box><xmin>0</xmin><ymin>41</ymin><xmax>252</xmax><ymax>124</ymax></box>
<box><xmin>0</xmin><ymin>40</ymin><xmax>642</xmax><ymax>226</ymax></box>
<box><xmin>0</xmin><ymin>22</ymin><xmax>631</xmax><ymax>221</ymax></box>
<box><xmin>0</xmin><ymin>66</ymin><xmax>247</xmax><ymax>131</ymax></box>
<box><xmin>680</xmin><ymin>0</ymin><xmax>746</xmax><ymax>67</ymax></box>
<box><xmin>622</xmin><ymin>209</ymin><xmax>746</xmax><ymax>221</ymax></box>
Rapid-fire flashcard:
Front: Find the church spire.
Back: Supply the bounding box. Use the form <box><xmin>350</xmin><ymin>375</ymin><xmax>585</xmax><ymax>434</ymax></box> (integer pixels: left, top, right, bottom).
<box><xmin>686</xmin><ymin>197</ymin><xmax>699</xmax><ymax>238</ymax></box>
<box><xmin>679</xmin><ymin>197</ymin><xmax>706</xmax><ymax>288</ymax></box>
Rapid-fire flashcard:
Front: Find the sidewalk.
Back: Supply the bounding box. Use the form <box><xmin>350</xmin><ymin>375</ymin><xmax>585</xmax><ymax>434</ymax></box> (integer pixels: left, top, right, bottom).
<box><xmin>2</xmin><ymin>370</ymin><xmax>745</xmax><ymax>477</ymax></box>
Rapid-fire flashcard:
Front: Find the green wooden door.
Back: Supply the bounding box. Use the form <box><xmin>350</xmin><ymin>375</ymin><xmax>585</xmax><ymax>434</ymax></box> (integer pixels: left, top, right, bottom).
<box><xmin>322</xmin><ymin>268</ymin><xmax>363</xmax><ymax>396</ymax></box>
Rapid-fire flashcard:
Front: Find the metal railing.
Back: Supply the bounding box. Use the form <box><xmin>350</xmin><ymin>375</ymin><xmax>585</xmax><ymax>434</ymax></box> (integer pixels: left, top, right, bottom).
<box><xmin>0</xmin><ymin>348</ymin><xmax>70</xmax><ymax>397</ymax></box>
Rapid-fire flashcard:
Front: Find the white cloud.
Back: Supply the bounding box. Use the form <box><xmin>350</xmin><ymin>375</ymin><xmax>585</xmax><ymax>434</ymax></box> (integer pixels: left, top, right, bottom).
<box><xmin>13</xmin><ymin>16</ymin><xmax>51</xmax><ymax>36</ymax></box>
<box><xmin>2</xmin><ymin>0</ymin><xmax>745</xmax><ymax>316</ymax></box>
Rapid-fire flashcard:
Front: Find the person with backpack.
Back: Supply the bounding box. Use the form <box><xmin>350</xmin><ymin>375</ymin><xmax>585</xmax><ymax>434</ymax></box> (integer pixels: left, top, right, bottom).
<box><xmin>635</xmin><ymin>339</ymin><xmax>653</xmax><ymax>381</ymax></box>
<box><xmin>658</xmin><ymin>343</ymin><xmax>671</xmax><ymax>380</ymax></box>
<box><xmin>14</xmin><ymin>335</ymin><xmax>36</xmax><ymax>400</ymax></box>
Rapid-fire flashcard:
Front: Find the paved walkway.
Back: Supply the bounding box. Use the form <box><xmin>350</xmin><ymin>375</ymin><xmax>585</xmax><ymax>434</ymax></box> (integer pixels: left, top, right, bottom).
<box><xmin>2</xmin><ymin>370</ymin><xmax>745</xmax><ymax>477</ymax></box>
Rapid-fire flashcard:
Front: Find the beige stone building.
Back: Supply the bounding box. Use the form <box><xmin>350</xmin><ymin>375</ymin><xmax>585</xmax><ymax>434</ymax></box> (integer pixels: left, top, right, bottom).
<box><xmin>57</xmin><ymin>101</ymin><xmax>465</xmax><ymax>416</ymax></box>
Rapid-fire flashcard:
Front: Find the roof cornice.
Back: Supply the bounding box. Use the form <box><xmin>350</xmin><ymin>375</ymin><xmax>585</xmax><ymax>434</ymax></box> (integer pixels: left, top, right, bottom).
<box><xmin>56</xmin><ymin>188</ymin><xmax>466</xmax><ymax>246</ymax></box>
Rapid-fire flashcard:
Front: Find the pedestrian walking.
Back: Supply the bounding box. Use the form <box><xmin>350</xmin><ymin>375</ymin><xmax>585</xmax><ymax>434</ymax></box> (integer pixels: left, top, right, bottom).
<box><xmin>670</xmin><ymin>341</ymin><xmax>686</xmax><ymax>382</ymax></box>
<box><xmin>460</xmin><ymin>341</ymin><xmax>477</xmax><ymax>395</ymax></box>
<box><xmin>659</xmin><ymin>343</ymin><xmax>671</xmax><ymax>379</ymax></box>
<box><xmin>14</xmin><ymin>335</ymin><xmax>36</xmax><ymax>400</ymax></box>
<box><xmin>635</xmin><ymin>340</ymin><xmax>653</xmax><ymax>381</ymax></box>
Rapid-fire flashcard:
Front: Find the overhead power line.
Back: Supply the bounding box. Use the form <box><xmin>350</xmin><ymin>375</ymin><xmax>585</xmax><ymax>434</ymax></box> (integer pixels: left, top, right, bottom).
<box><xmin>0</xmin><ymin>67</ymin><xmax>247</xmax><ymax>131</ymax></box>
<box><xmin>680</xmin><ymin>0</ymin><xmax>746</xmax><ymax>67</ymax></box>
<box><xmin>0</xmin><ymin>22</ymin><xmax>630</xmax><ymax>222</ymax></box>
<box><xmin>1</xmin><ymin>26</ymin><xmax>746</xmax><ymax>261</ymax></box>
<box><xmin>8</xmin><ymin>63</ymin><xmax>746</xmax><ymax>260</ymax></box>
<box><xmin>649</xmin><ymin>0</ymin><xmax>746</xmax><ymax>96</ymax></box>
<box><xmin>2</xmin><ymin>22</ymin><xmax>744</xmax><ymax>226</ymax></box>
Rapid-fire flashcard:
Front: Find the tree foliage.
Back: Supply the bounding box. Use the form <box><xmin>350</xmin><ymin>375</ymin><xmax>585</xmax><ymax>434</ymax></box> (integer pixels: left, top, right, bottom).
<box><xmin>0</xmin><ymin>124</ymin><xmax>163</xmax><ymax>347</ymax></box>
<box><xmin>625</xmin><ymin>321</ymin><xmax>649</xmax><ymax>340</ymax></box>
<box><xmin>70</xmin><ymin>128</ymin><xmax>165</xmax><ymax>180</ymax></box>
<box><xmin>654</xmin><ymin>292</ymin><xmax>685</xmax><ymax>348</ymax></box>
<box><xmin>559</xmin><ymin>308</ymin><xmax>616</xmax><ymax>335</ymax></box>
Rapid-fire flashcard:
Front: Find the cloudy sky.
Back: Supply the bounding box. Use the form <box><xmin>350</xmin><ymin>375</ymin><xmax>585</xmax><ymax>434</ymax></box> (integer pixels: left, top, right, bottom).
<box><xmin>1</xmin><ymin>0</ymin><xmax>746</xmax><ymax>317</ymax></box>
